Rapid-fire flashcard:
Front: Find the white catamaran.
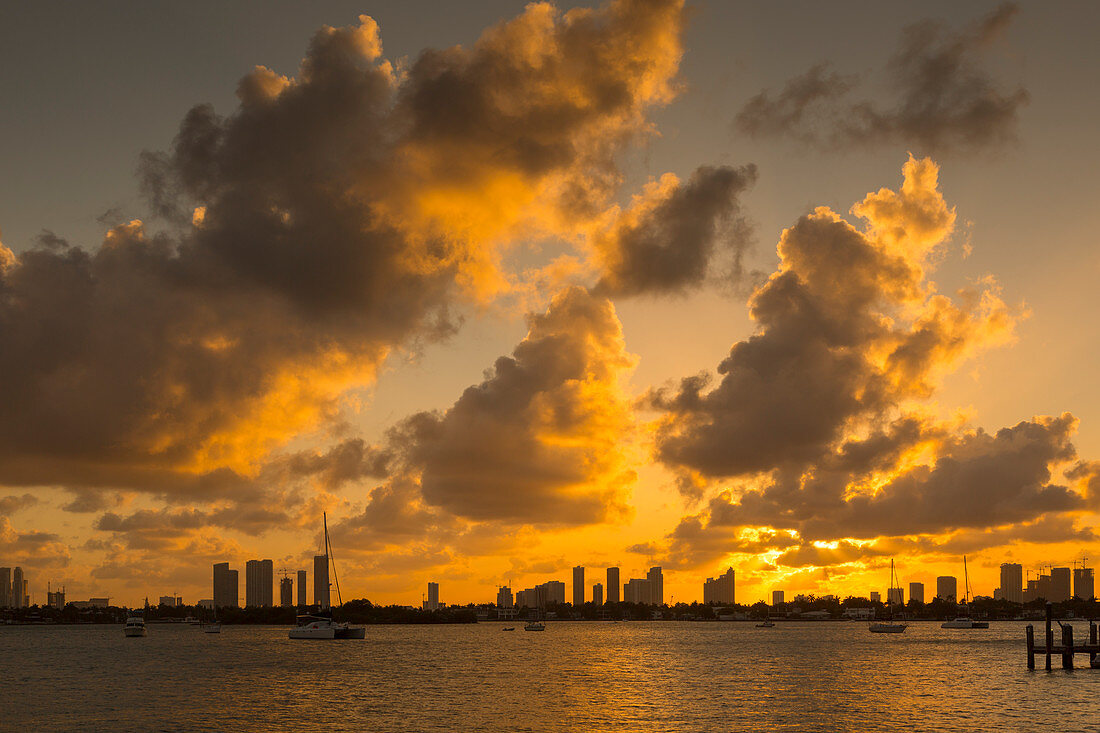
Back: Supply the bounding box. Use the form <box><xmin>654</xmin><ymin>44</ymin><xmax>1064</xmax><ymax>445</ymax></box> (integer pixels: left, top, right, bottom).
<box><xmin>869</xmin><ymin>559</ymin><xmax>908</xmax><ymax>634</ymax></box>
<box><xmin>941</xmin><ymin>555</ymin><xmax>989</xmax><ymax>629</ymax></box>
<box><xmin>289</xmin><ymin>512</ymin><xmax>366</xmax><ymax>640</ymax></box>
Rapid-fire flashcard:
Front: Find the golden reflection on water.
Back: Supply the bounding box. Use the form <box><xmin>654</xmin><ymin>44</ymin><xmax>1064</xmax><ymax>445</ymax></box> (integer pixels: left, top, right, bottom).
<box><xmin>1</xmin><ymin>621</ymin><xmax>1087</xmax><ymax>730</ymax></box>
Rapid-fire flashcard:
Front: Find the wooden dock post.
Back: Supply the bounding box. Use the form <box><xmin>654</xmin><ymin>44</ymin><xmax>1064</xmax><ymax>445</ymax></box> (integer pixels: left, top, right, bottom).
<box><xmin>1091</xmin><ymin>620</ymin><xmax>1097</xmax><ymax>665</ymax></box>
<box><xmin>1045</xmin><ymin>602</ymin><xmax>1053</xmax><ymax>671</ymax></box>
<box><xmin>1026</xmin><ymin>624</ymin><xmax>1035</xmax><ymax>670</ymax></box>
<box><xmin>1062</xmin><ymin>623</ymin><xmax>1074</xmax><ymax>670</ymax></box>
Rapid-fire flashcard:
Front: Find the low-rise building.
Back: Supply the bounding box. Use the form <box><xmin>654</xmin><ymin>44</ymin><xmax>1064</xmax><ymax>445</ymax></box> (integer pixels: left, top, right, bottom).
<box><xmin>843</xmin><ymin>607</ymin><xmax>874</xmax><ymax>620</ymax></box>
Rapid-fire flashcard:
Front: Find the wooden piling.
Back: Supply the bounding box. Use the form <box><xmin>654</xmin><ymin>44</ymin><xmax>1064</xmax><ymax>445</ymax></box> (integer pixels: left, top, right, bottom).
<box><xmin>1026</xmin><ymin>624</ymin><xmax>1035</xmax><ymax>670</ymax></box>
<box><xmin>1091</xmin><ymin>620</ymin><xmax>1097</xmax><ymax>665</ymax></box>
<box><xmin>1062</xmin><ymin>624</ymin><xmax>1074</xmax><ymax>670</ymax></box>
<box><xmin>1046</xmin><ymin>602</ymin><xmax>1053</xmax><ymax>671</ymax></box>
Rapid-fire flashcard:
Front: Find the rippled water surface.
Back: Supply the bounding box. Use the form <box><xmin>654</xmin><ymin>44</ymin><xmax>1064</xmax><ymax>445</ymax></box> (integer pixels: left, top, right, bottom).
<box><xmin>5</xmin><ymin>621</ymin><xmax>1100</xmax><ymax>731</ymax></box>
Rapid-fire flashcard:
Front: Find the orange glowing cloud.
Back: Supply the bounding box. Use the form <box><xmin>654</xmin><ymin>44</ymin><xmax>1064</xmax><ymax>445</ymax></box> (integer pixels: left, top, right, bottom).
<box><xmin>0</xmin><ymin>0</ymin><xmax>690</xmax><ymax>511</ymax></box>
<box><xmin>641</xmin><ymin>157</ymin><xmax>1088</xmax><ymax>586</ymax></box>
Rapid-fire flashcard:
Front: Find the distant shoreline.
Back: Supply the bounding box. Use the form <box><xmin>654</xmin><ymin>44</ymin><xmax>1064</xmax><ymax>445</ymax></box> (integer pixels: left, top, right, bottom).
<box><xmin>2</xmin><ymin>616</ymin><xmax>1079</xmax><ymax>627</ymax></box>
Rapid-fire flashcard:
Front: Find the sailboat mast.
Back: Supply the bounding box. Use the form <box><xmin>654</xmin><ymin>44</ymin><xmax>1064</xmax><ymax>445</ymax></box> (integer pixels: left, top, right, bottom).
<box><xmin>888</xmin><ymin>559</ymin><xmax>895</xmax><ymax>619</ymax></box>
<box><xmin>324</xmin><ymin>512</ymin><xmax>343</xmax><ymax>607</ymax></box>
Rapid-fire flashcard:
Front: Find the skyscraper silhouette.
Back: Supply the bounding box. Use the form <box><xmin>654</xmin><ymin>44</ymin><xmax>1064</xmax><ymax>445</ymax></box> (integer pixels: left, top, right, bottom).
<box><xmin>606</xmin><ymin>567</ymin><xmax>620</xmax><ymax>604</ymax></box>
<box><xmin>213</xmin><ymin>563</ymin><xmax>238</xmax><ymax>608</ymax></box>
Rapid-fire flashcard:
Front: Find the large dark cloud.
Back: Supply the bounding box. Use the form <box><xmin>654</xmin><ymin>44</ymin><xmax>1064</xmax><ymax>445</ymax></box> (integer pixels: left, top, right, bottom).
<box><xmin>728</xmin><ymin>414</ymin><xmax>1084</xmax><ymax>541</ymax></box>
<box><xmin>0</xmin><ymin>1</ymin><xmax>688</xmax><ymax>509</ymax></box>
<box><xmin>641</xmin><ymin>157</ymin><xmax>1095</xmax><ymax>565</ymax></box>
<box><xmin>649</xmin><ymin>157</ymin><xmax>1007</xmax><ymax>488</ymax></box>
<box><xmin>321</xmin><ymin>286</ymin><xmax>639</xmax><ymax>568</ymax></box>
<box><xmin>396</xmin><ymin>286</ymin><xmax>636</xmax><ymax>525</ymax></box>
<box><xmin>593</xmin><ymin>164</ymin><xmax>758</xmax><ymax>296</ymax></box>
<box><xmin>736</xmin><ymin>3</ymin><xmax>1028</xmax><ymax>154</ymax></box>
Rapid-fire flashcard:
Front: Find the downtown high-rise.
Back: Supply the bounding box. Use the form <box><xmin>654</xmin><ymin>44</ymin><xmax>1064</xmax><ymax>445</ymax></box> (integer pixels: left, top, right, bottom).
<box><xmin>213</xmin><ymin>563</ymin><xmax>239</xmax><ymax>608</ymax></box>
<box><xmin>623</xmin><ymin>567</ymin><xmax>663</xmax><ymax>604</ymax></box>
<box><xmin>572</xmin><ymin>566</ymin><xmax>585</xmax><ymax>606</ymax></box>
<box><xmin>1050</xmin><ymin>567</ymin><xmax>1072</xmax><ymax>602</ymax></box>
<box><xmin>703</xmin><ymin>568</ymin><xmax>735</xmax><ymax>604</ymax></box>
<box><xmin>999</xmin><ymin>563</ymin><xmax>1023</xmax><ymax>603</ymax></box>
<box><xmin>245</xmin><ymin>559</ymin><xmax>274</xmax><ymax>607</ymax></box>
<box><xmin>12</xmin><ymin>567</ymin><xmax>25</xmax><ymax>608</ymax></box>
<box><xmin>1074</xmin><ymin>567</ymin><xmax>1095</xmax><ymax>600</ymax></box>
<box><xmin>424</xmin><ymin>581</ymin><xmax>440</xmax><ymax>610</ymax></box>
<box><xmin>606</xmin><ymin>567</ymin><xmax>620</xmax><ymax>604</ymax></box>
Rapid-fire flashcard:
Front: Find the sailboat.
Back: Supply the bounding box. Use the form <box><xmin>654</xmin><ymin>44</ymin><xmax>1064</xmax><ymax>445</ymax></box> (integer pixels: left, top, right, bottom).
<box><xmin>289</xmin><ymin>512</ymin><xmax>366</xmax><ymax>640</ymax></box>
<box><xmin>202</xmin><ymin>606</ymin><xmax>221</xmax><ymax>634</ymax></box>
<box><xmin>868</xmin><ymin>559</ymin><xmax>908</xmax><ymax>634</ymax></box>
<box><xmin>941</xmin><ymin>555</ymin><xmax>989</xmax><ymax>629</ymax></box>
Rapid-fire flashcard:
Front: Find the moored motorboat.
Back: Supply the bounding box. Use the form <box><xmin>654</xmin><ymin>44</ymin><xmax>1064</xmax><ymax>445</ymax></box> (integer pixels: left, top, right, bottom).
<box><xmin>756</xmin><ymin>620</ymin><xmax>775</xmax><ymax>628</ymax></box>
<box><xmin>524</xmin><ymin>620</ymin><xmax>546</xmax><ymax>631</ymax></box>
<box><xmin>941</xmin><ymin>616</ymin><xmax>989</xmax><ymax>629</ymax></box>
<box><xmin>123</xmin><ymin>615</ymin><xmax>147</xmax><ymax>637</ymax></box>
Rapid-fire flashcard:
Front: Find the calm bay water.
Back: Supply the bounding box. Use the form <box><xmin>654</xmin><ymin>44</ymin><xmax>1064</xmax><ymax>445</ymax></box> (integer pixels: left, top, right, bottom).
<box><xmin>3</xmin><ymin>620</ymin><xmax>1099</xmax><ymax>731</ymax></box>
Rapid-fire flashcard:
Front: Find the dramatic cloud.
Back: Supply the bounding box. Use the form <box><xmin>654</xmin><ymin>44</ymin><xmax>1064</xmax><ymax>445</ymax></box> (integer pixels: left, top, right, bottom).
<box><xmin>397</xmin><ymin>286</ymin><xmax>638</xmax><ymax>525</ymax></box>
<box><xmin>0</xmin><ymin>0</ymin><xmax>688</xmax><ymax>507</ymax></box>
<box><xmin>710</xmin><ymin>414</ymin><xmax>1084</xmax><ymax>544</ymax></box>
<box><xmin>651</xmin><ymin>156</ymin><xmax>1013</xmax><ymax>485</ymax></box>
<box><xmin>797</xmin><ymin>415</ymin><xmax>1082</xmax><ymax>540</ymax></box>
<box><xmin>592</xmin><ymin>164</ymin><xmax>758</xmax><ymax>296</ymax></box>
<box><xmin>638</xmin><ymin>155</ymin><xmax>1099</xmax><ymax>573</ymax></box>
<box><xmin>330</xmin><ymin>476</ymin><xmax>445</xmax><ymax>553</ymax></box>
<box><xmin>736</xmin><ymin>3</ymin><xmax>1028</xmax><ymax>153</ymax></box>
<box><xmin>263</xmin><ymin>438</ymin><xmax>392</xmax><ymax>494</ymax></box>
<box><xmin>321</xmin><ymin>285</ymin><xmax>639</xmax><ymax>575</ymax></box>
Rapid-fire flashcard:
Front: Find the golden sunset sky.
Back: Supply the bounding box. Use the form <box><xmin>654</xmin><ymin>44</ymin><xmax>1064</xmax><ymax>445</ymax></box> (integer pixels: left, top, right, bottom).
<box><xmin>2</xmin><ymin>0</ymin><xmax>1099</xmax><ymax>607</ymax></box>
